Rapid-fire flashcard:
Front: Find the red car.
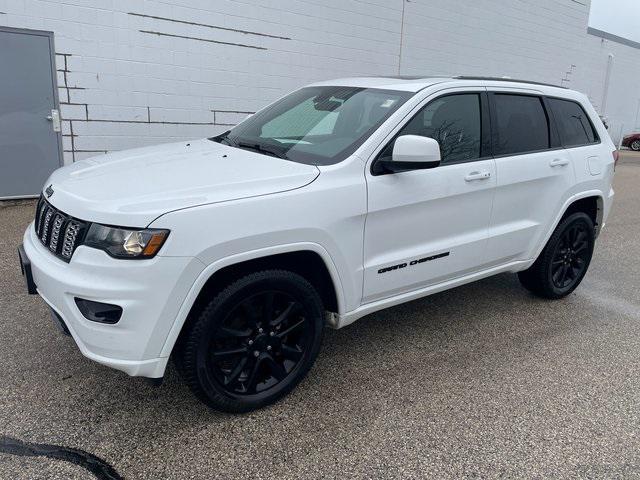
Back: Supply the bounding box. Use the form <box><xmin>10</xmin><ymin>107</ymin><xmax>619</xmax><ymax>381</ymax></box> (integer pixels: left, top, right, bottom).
<box><xmin>622</xmin><ymin>133</ymin><xmax>640</xmax><ymax>151</ymax></box>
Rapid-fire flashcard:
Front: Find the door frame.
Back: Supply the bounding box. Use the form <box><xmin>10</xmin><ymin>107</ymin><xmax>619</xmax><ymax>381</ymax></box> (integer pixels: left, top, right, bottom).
<box><xmin>0</xmin><ymin>26</ymin><xmax>64</xmax><ymax>200</ymax></box>
<box><xmin>361</xmin><ymin>86</ymin><xmax>497</xmax><ymax>303</ymax></box>
<box><xmin>369</xmin><ymin>90</ymin><xmax>493</xmax><ymax>174</ymax></box>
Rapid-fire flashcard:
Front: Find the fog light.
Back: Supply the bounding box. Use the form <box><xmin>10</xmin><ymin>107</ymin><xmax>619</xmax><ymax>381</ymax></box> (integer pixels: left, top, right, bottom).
<box><xmin>75</xmin><ymin>298</ymin><xmax>123</xmax><ymax>324</ymax></box>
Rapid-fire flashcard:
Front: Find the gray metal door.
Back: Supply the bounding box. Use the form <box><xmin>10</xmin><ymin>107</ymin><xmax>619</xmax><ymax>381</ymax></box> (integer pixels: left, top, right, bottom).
<box><xmin>0</xmin><ymin>27</ymin><xmax>63</xmax><ymax>199</ymax></box>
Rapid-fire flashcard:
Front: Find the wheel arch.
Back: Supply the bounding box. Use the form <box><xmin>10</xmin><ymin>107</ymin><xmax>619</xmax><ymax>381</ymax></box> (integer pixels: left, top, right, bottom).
<box><xmin>159</xmin><ymin>243</ymin><xmax>344</xmax><ymax>359</ymax></box>
<box><xmin>528</xmin><ymin>191</ymin><xmax>604</xmax><ymax>265</ymax></box>
<box><xmin>559</xmin><ymin>194</ymin><xmax>602</xmax><ymax>232</ymax></box>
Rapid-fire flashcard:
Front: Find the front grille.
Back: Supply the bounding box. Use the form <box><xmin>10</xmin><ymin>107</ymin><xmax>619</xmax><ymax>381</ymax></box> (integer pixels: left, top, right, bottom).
<box><xmin>34</xmin><ymin>197</ymin><xmax>89</xmax><ymax>262</ymax></box>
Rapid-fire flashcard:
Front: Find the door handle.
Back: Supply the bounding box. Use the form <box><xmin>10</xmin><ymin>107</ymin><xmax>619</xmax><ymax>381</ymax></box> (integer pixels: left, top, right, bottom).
<box><xmin>549</xmin><ymin>158</ymin><xmax>570</xmax><ymax>167</ymax></box>
<box><xmin>464</xmin><ymin>171</ymin><xmax>491</xmax><ymax>182</ymax></box>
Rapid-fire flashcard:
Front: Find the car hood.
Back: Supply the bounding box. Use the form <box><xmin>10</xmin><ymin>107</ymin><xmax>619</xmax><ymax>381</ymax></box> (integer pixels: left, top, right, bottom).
<box><xmin>44</xmin><ymin>139</ymin><xmax>320</xmax><ymax>226</ymax></box>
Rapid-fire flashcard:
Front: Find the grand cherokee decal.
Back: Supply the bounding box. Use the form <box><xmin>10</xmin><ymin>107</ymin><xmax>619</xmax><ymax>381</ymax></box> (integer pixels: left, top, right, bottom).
<box><xmin>378</xmin><ymin>252</ymin><xmax>450</xmax><ymax>274</ymax></box>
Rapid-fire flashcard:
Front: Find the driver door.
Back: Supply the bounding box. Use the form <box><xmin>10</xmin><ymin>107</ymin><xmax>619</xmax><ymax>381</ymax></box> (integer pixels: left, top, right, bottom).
<box><xmin>362</xmin><ymin>90</ymin><xmax>496</xmax><ymax>303</ymax></box>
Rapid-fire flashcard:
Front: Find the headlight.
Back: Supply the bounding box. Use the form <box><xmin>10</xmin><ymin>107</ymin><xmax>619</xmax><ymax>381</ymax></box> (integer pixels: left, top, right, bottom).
<box><xmin>84</xmin><ymin>224</ymin><xmax>169</xmax><ymax>259</ymax></box>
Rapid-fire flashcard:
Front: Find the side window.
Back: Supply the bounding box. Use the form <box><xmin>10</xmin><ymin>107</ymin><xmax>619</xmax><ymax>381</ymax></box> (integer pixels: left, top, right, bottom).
<box><xmin>380</xmin><ymin>93</ymin><xmax>482</xmax><ymax>164</ymax></box>
<box><xmin>493</xmin><ymin>94</ymin><xmax>549</xmax><ymax>156</ymax></box>
<box><xmin>548</xmin><ymin>98</ymin><xmax>598</xmax><ymax>147</ymax></box>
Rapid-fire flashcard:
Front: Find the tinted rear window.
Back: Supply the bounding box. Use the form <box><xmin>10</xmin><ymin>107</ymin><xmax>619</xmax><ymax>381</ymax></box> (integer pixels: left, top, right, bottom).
<box><xmin>548</xmin><ymin>98</ymin><xmax>598</xmax><ymax>147</ymax></box>
<box><xmin>493</xmin><ymin>94</ymin><xmax>549</xmax><ymax>156</ymax></box>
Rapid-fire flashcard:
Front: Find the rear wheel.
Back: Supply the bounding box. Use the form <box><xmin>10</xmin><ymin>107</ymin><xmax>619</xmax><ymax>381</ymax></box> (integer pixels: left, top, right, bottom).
<box><xmin>518</xmin><ymin>212</ymin><xmax>595</xmax><ymax>299</ymax></box>
<box><xmin>631</xmin><ymin>140</ymin><xmax>640</xmax><ymax>151</ymax></box>
<box><xmin>177</xmin><ymin>270</ymin><xmax>324</xmax><ymax>412</ymax></box>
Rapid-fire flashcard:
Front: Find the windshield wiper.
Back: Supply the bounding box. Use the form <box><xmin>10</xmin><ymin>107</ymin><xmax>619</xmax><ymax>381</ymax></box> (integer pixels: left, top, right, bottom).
<box><xmin>212</xmin><ymin>131</ymin><xmax>237</xmax><ymax>147</ymax></box>
<box><xmin>236</xmin><ymin>141</ymin><xmax>288</xmax><ymax>160</ymax></box>
<box><xmin>211</xmin><ymin>132</ymin><xmax>288</xmax><ymax>159</ymax></box>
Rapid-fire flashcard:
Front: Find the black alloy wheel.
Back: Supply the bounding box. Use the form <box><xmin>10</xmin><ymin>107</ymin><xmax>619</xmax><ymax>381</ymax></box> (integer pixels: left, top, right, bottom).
<box><xmin>208</xmin><ymin>290</ymin><xmax>311</xmax><ymax>396</ymax></box>
<box><xmin>518</xmin><ymin>212</ymin><xmax>595</xmax><ymax>299</ymax></box>
<box><xmin>177</xmin><ymin>270</ymin><xmax>324</xmax><ymax>412</ymax></box>
<box><xmin>549</xmin><ymin>222</ymin><xmax>590</xmax><ymax>289</ymax></box>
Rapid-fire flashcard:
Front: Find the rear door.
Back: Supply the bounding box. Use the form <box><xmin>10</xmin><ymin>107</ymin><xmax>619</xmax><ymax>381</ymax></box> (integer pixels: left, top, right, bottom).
<box><xmin>363</xmin><ymin>90</ymin><xmax>496</xmax><ymax>303</ymax></box>
<box><xmin>0</xmin><ymin>27</ymin><xmax>63</xmax><ymax>198</ymax></box>
<box><xmin>485</xmin><ymin>91</ymin><xmax>575</xmax><ymax>265</ymax></box>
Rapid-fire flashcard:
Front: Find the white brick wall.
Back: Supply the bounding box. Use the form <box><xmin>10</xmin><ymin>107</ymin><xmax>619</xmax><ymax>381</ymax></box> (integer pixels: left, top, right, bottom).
<box><xmin>1</xmin><ymin>0</ymin><xmax>639</xmax><ymax>164</ymax></box>
<box><xmin>400</xmin><ymin>0</ymin><xmax>640</xmax><ymax>141</ymax></box>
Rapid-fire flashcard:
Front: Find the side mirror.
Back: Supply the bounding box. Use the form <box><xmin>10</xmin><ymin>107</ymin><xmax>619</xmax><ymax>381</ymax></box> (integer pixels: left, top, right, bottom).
<box><xmin>375</xmin><ymin>135</ymin><xmax>441</xmax><ymax>174</ymax></box>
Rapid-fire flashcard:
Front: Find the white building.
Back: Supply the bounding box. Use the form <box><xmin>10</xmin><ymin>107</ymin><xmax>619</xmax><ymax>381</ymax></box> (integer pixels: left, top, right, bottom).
<box><xmin>1</xmin><ymin>0</ymin><xmax>639</xmax><ymax>197</ymax></box>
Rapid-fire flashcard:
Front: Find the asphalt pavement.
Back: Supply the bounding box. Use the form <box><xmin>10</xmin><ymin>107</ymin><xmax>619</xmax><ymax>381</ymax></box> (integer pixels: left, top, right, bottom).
<box><xmin>1</xmin><ymin>152</ymin><xmax>639</xmax><ymax>479</ymax></box>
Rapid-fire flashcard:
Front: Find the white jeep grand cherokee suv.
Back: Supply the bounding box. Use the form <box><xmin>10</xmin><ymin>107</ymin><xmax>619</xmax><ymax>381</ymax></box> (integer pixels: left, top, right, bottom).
<box><xmin>19</xmin><ymin>76</ymin><xmax>616</xmax><ymax>412</ymax></box>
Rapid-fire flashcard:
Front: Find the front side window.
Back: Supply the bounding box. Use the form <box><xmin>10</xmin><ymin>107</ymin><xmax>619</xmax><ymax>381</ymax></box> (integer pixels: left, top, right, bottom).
<box><xmin>548</xmin><ymin>98</ymin><xmax>598</xmax><ymax>147</ymax></box>
<box><xmin>212</xmin><ymin>86</ymin><xmax>413</xmax><ymax>166</ymax></box>
<box><xmin>493</xmin><ymin>94</ymin><xmax>549</xmax><ymax>156</ymax></box>
<box><xmin>379</xmin><ymin>93</ymin><xmax>482</xmax><ymax>164</ymax></box>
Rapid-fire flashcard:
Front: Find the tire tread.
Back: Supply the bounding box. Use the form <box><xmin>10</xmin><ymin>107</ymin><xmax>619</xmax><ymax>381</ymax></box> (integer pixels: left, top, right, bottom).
<box><xmin>518</xmin><ymin>212</ymin><xmax>595</xmax><ymax>299</ymax></box>
<box><xmin>177</xmin><ymin>269</ymin><xmax>324</xmax><ymax>413</ymax></box>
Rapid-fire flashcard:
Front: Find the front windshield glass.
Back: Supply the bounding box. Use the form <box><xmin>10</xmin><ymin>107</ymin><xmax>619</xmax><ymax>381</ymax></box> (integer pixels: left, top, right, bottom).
<box><xmin>211</xmin><ymin>86</ymin><xmax>413</xmax><ymax>165</ymax></box>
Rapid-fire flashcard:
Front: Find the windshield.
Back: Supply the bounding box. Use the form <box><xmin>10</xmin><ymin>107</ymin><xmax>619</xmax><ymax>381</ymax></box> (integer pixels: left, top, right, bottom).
<box><xmin>211</xmin><ymin>86</ymin><xmax>413</xmax><ymax>165</ymax></box>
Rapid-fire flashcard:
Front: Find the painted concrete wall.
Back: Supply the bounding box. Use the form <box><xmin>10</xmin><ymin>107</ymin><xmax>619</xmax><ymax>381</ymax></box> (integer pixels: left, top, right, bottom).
<box><xmin>1</xmin><ymin>0</ymin><xmax>639</xmax><ymax>163</ymax></box>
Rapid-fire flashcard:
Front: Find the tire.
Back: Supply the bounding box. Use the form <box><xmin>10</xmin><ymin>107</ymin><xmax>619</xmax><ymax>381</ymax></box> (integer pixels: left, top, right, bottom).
<box><xmin>518</xmin><ymin>212</ymin><xmax>595</xmax><ymax>299</ymax></box>
<box><xmin>177</xmin><ymin>270</ymin><xmax>324</xmax><ymax>413</ymax></box>
<box><xmin>631</xmin><ymin>140</ymin><xmax>640</xmax><ymax>151</ymax></box>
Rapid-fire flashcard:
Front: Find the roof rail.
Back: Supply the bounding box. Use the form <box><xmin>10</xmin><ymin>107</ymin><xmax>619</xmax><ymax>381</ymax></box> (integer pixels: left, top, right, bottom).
<box><xmin>453</xmin><ymin>76</ymin><xmax>567</xmax><ymax>89</ymax></box>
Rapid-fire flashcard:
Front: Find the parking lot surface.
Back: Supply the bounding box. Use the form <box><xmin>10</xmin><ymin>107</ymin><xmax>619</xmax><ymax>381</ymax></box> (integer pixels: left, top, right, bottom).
<box><xmin>1</xmin><ymin>153</ymin><xmax>640</xmax><ymax>479</ymax></box>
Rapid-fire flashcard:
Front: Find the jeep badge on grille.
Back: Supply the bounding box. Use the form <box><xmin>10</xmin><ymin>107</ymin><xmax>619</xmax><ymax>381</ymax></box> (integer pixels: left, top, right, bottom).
<box><xmin>45</xmin><ymin>184</ymin><xmax>54</xmax><ymax>198</ymax></box>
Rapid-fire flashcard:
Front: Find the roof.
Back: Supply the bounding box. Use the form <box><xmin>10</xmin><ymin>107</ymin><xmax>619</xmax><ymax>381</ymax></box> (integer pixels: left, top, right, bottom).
<box><xmin>308</xmin><ymin>76</ymin><xmax>450</xmax><ymax>92</ymax></box>
<box><xmin>308</xmin><ymin>75</ymin><xmax>568</xmax><ymax>93</ymax></box>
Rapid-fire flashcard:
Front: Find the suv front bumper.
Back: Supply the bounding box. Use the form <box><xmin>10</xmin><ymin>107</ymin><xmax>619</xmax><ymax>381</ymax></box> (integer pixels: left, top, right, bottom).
<box><xmin>21</xmin><ymin>223</ymin><xmax>204</xmax><ymax>378</ymax></box>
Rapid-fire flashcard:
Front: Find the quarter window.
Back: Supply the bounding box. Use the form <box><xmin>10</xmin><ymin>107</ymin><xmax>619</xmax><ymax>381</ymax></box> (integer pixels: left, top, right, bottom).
<box><xmin>493</xmin><ymin>94</ymin><xmax>549</xmax><ymax>155</ymax></box>
<box><xmin>548</xmin><ymin>98</ymin><xmax>598</xmax><ymax>146</ymax></box>
<box><xmin>380</xmin><ymin>94</ymin><xmax>482</xmax><ymax>164</ymax></box>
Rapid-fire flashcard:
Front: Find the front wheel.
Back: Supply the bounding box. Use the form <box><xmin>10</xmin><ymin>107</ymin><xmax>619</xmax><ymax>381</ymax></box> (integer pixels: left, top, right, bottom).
<box><xmin>177</xmin><ymin>270</ymin><xmax>324</xmax><ymax>413</ymax></box>
<box><xmin>631</xmin><ymin>140</ymin><xmax>640</xmax><ymax>151</ymax></box>
<box><xmin>518</xmin><ymin>212</ymin><xmax>595</xmax><ymax>299</ymax></box>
